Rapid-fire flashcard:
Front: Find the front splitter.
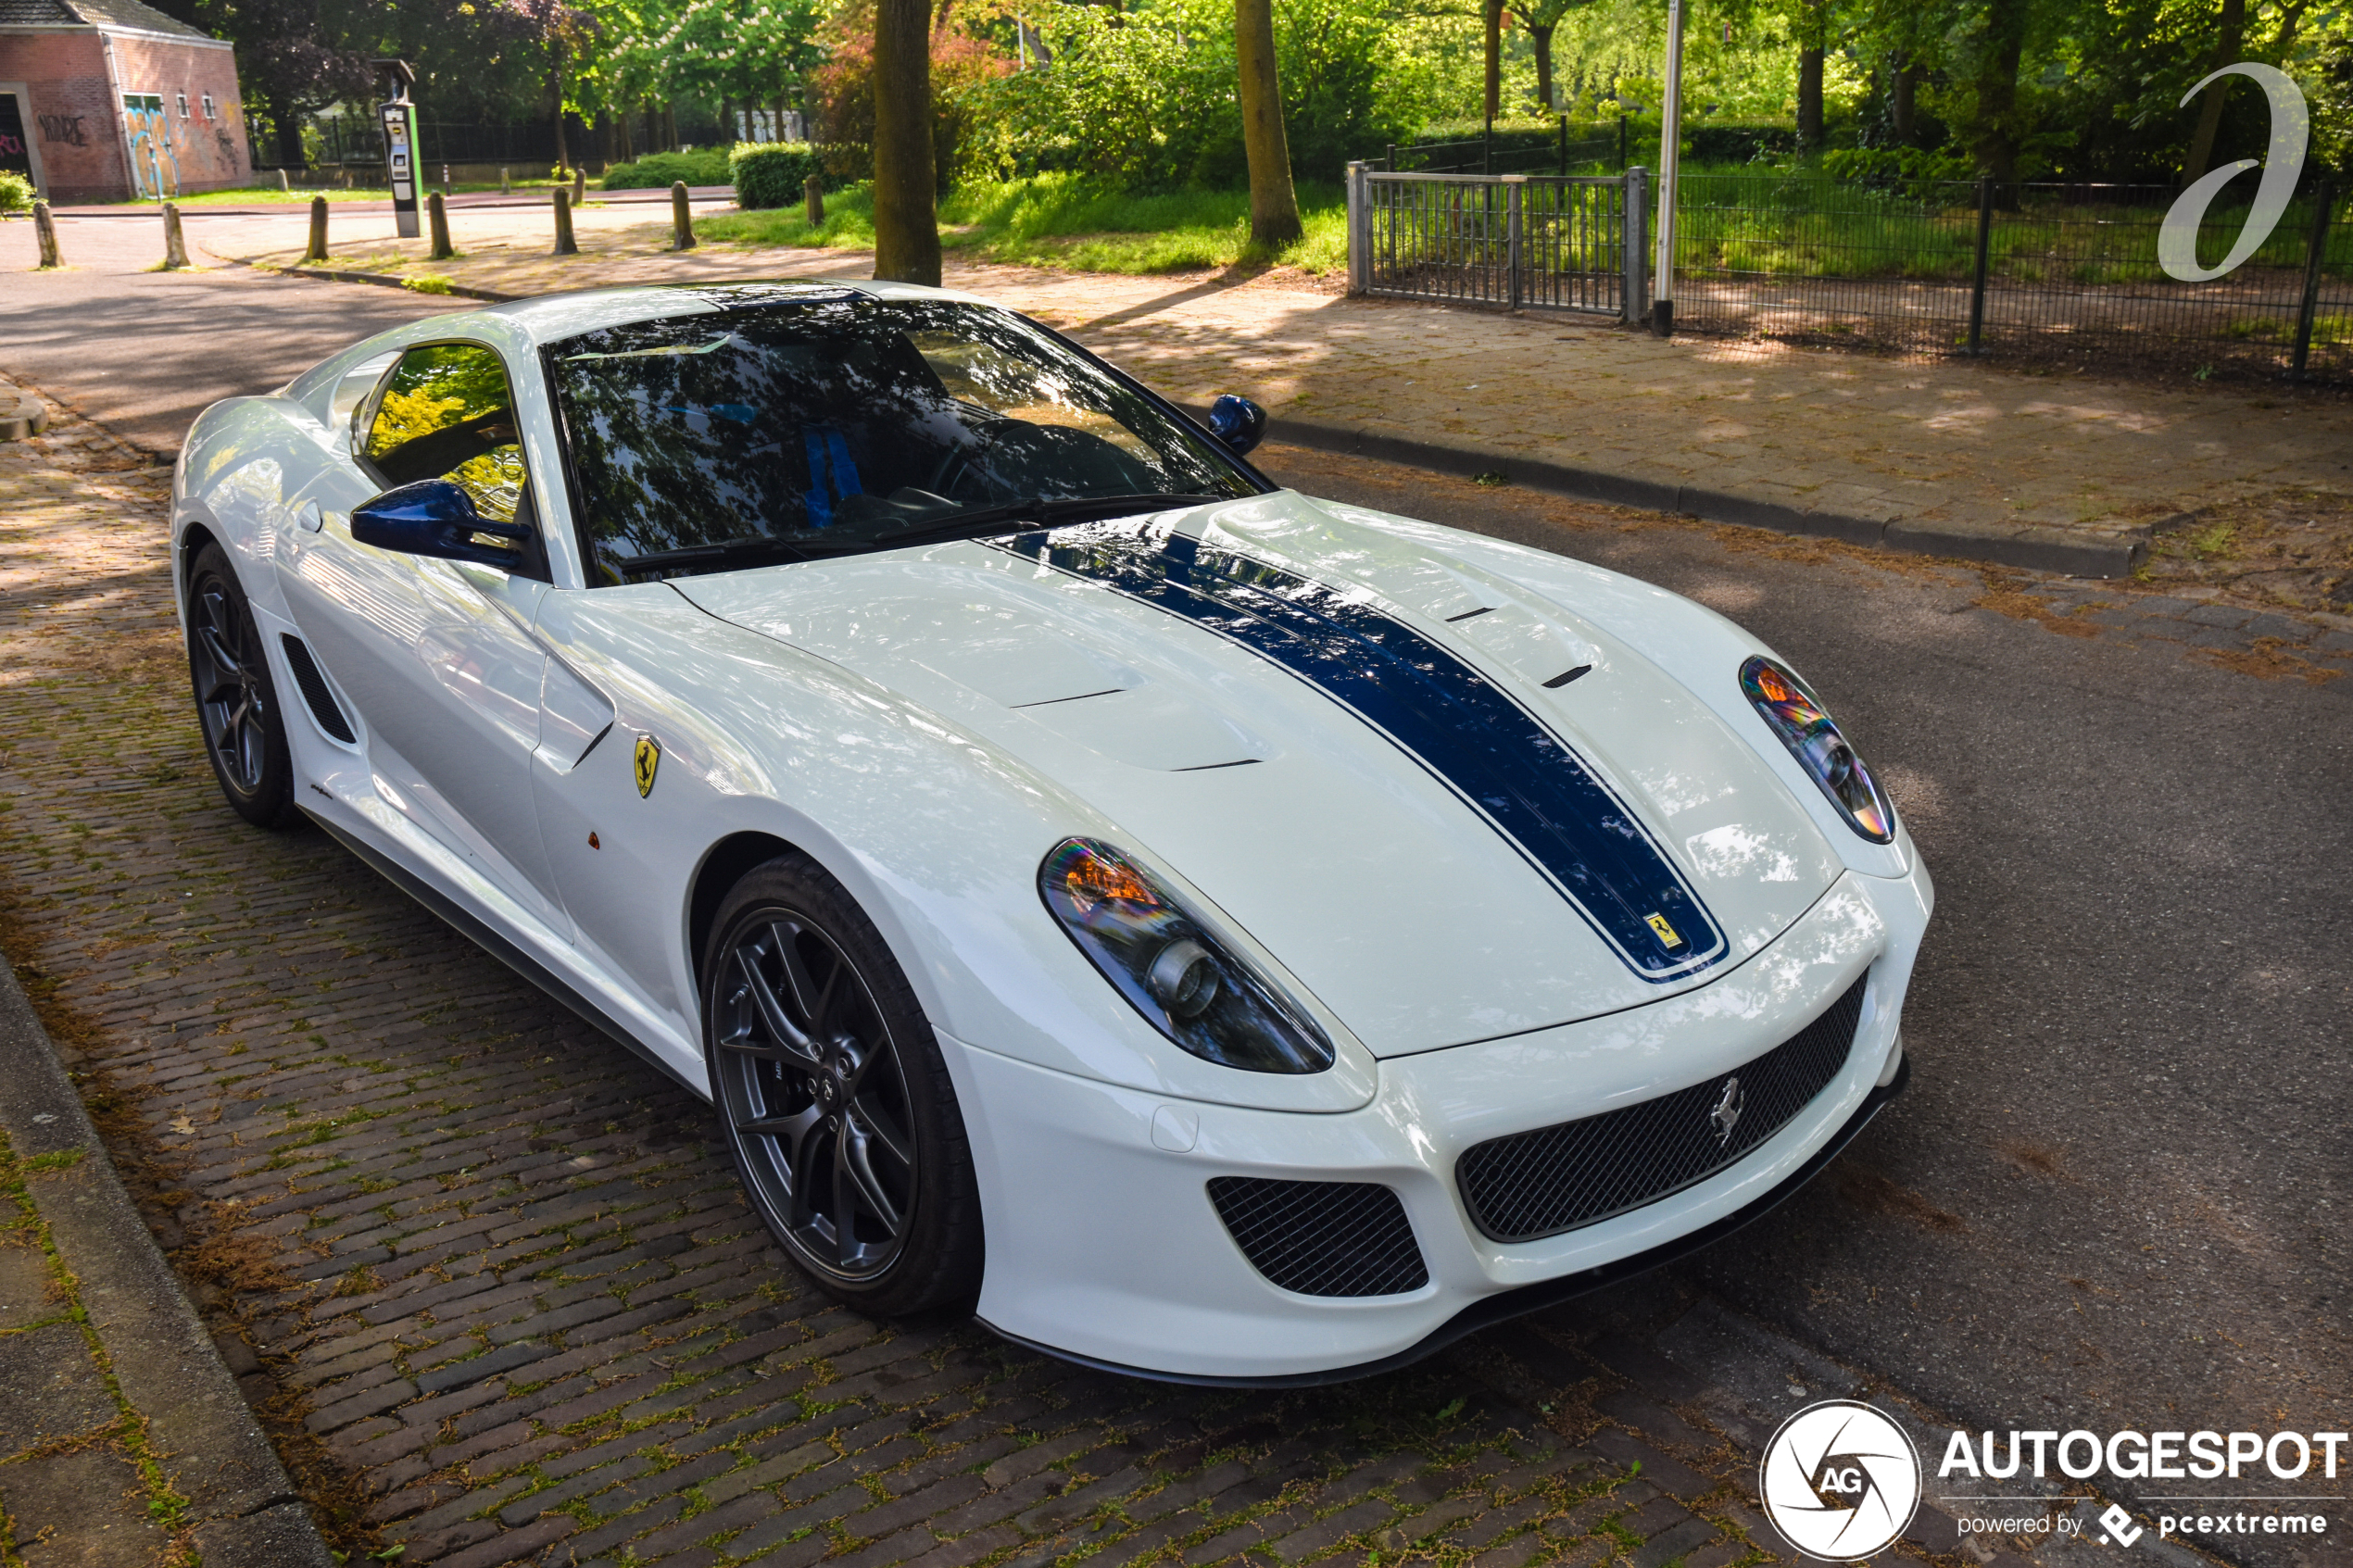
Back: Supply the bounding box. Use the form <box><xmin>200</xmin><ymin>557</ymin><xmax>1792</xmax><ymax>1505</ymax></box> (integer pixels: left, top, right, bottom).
<box><xmin>979</xmin><ymin>1054</ymin><xmax>1910</xmax><ymax>1388</ymax></box>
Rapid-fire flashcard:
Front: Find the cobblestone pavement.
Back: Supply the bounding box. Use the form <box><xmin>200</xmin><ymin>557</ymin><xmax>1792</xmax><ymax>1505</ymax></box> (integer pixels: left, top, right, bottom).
<box><xmin>0</xmin><ymin>381</ymin><xmax>2314</xmax><ymax>1568</ymax></box>
<box><xmin>0</xmin><ymin>385</ymin><xmax>1880</xmax><ymax>1568</ymax></box>
<box><xmin>63</xmin><ymin>200</ymin><xmax>2353</xmax><ymax>566</ymax></box>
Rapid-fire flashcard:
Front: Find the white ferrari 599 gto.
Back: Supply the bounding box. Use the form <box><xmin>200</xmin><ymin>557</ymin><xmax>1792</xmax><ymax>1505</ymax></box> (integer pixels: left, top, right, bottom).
<box><xmin>170</xmin><ymin>279</ymin><xmax>1931</xmax><ymax>1383</ymax></box>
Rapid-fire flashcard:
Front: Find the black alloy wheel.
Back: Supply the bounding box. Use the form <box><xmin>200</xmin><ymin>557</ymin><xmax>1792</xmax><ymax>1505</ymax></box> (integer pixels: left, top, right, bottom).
<box><xmin>703</xmin><ymin>853</ymin><xmax>982</xmax><ymax>1314</ymax></box>
<box><xmin>186</xmin><ymin>542</ymin><xmax>300</xmax><ymax>830</ymax></box>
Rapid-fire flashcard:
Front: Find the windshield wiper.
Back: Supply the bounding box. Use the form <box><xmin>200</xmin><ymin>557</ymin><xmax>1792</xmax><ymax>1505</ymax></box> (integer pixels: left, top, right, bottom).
<box><xmin>613</xmin><ymin>535</ymin><xmax>820</xmax><ymax>576</ymax></box>
<box><xmin>859</xmin><ymin>492</ymin><xmax>1228</xmax><ymax>549</ymax></box>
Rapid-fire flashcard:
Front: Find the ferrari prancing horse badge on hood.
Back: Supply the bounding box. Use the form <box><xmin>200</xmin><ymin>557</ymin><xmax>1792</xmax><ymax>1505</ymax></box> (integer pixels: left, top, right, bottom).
<box><xmin>634</xmin><ymin>734</ymin><xmax>661</xmax><ymax>798</ymax></box>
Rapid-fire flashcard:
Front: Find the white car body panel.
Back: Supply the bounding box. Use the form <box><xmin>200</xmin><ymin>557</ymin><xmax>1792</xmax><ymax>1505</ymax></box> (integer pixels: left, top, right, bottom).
<box><xmin>170</xmin><ymin>283</ymin><xmax>1933</xmax><ymax>1381</ymax></box>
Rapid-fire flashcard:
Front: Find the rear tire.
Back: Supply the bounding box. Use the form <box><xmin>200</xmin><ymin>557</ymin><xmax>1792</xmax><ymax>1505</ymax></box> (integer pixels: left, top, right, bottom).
<box><xmin>185</xmin><ymin>542</ymin><xmax>301</xmax><ymax>831</ymax></box>
<box><xmin>702</xmin><ymin>851</ymin><xmax>983</xmax><ymax>1315</ymax></box>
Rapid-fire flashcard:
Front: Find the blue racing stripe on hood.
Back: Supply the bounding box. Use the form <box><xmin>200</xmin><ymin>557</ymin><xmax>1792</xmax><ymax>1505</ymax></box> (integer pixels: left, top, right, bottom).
<box><xmin>996</xmin><ymin>519</ymin><xmax>1725</xmax><ymax>982</ymax></box>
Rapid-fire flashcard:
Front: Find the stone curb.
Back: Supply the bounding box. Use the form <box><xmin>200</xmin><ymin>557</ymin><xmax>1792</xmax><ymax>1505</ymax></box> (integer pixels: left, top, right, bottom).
<box><xmin>0</xmin><ymin>960</ymin><xmax>336</xmax><ymax>1568</ymax></box>
<box><xmin>238</xmin><ymin>259</ymin><xmax>2152</xmax><ymax>579</ymax></box>
<box><xmin>1247</xmin><ymin>413</ymin><xmax>2154</xmax><ymax>580</ymax></box>
<box><xmin>0</xmin><ymin>388</ymin><xmax>46</xmax><ymax>443</ymax></box>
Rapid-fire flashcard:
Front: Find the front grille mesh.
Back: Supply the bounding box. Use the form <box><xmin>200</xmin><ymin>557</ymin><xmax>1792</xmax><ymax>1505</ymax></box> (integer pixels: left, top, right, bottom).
<box><xmin>1209</xmin><ymin>1176</ymin><xmax>1429</xmax><ymax>1298</ymax></box>
<box><xmin>280</xmin><ymin>633</ymin><xmax>356</xmax><ymax>744</ymax></box>
<box><xmin>1457</xmin><ymin>972</ymin><xmax>1869</xmax><ymax>1243</ymax></box>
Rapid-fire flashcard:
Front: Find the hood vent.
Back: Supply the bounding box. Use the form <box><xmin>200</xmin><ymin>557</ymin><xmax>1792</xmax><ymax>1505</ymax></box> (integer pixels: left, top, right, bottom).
<box><xmin>280</xmin><ymin>634</ymin><xmax>356</xmax><ymax>745</ymax></box>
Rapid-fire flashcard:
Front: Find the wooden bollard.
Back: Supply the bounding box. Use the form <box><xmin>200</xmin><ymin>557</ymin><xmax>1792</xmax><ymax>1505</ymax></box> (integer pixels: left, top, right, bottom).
<box><xmin>671</xmin><ymin>181</ymin><xmax>696</xmax><ymax>250</ymax></box>
<box><xmin>32</xmin><ymin>201</ymin><xmax>59</xmax><ymax>268</ymax></box>
<box><xmin>552</xmin><ymin>186</ymin><xmax>578</xmax><ymax>255</ymax></box>
<box><xmin>160</xmin><ymin>201</ymin><xmax>189</xmax><ymax>269</ymax></box>
<box><xmin>805</xmin><ymin>175</ymin><xmax>824</xmax><ymax>225</ymax></box>
<box><xmin>303</xmin><ymin>194</ymin><xmax>328</xmax><ymax>263</ymax></box>
<box><xmin>573</xmin><ymin>166</ymin><xmax>586</xmax><ymax>206</ymax></box>
<box><xmin>499</xmin><ymin>166</ymin><xmax>511</xmax><ymax>194</ymax></box>
<box><xmin>276</xmin><ymin>168</ymin><xmax>289</xmax><ymax>192</ymax></box>
<box><xmin>427</xmin><ymin>191</ymin><xmax>453</xmax><ymax>260</ymax></box>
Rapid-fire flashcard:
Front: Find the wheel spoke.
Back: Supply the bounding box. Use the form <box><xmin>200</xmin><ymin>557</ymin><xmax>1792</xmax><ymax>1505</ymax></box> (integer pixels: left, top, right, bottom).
<box><xmin>840</xmin><ymin>1118</ymin><xmax>903</xmax><ymax>1236</ymax></box>
<box><xmin>769</xmin><ymin>921</ymin><xmax>837</xmax><ymax>1032</ymax></box>
<box><xmin>850</xmin><ymin>1095</ymin><xmax>914</xmax><ymax>1173</ymax></box>
<box><xmin>731</xmin><ymin>945</ymin><xmax>821</xmax><ymax>1066</ymax></box>
<box><xmin>736</xmin><ymin>1101</ymin><xmax>820</xmax><ymax>1144</ymax></box>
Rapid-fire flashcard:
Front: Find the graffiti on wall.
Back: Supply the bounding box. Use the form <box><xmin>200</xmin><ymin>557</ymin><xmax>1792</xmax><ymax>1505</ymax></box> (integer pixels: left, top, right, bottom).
<box><xmin>120</xmin><ymin>92</ymin><xmax>180</xmax><ymax>197</ymax></box>
<box><xmin>37</xmin><ymin>113</ymin><xmax>88</xmax><ymax>147</ymax></box>
<box><xmin>0</xmin><ymin>93</ymin><xmax>31</xmax><ymax>184</ymax></box>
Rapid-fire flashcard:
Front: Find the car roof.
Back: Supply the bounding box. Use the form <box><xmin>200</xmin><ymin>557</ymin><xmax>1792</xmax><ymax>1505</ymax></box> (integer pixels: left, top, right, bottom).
<box><xmin>467</xmin><ymin>277</ymin><xmax>999</xmax><ymax>346</ymax></box>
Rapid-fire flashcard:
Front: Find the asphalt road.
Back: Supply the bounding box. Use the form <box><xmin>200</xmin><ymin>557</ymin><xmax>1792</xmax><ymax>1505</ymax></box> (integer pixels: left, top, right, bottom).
<box><xmin>5</xmin><ymin>235</ymin><xmax>2347</xmax><ymax>1557</ymax></box>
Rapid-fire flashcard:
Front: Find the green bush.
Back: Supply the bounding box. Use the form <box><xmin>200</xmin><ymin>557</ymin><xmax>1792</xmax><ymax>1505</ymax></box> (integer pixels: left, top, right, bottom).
<box><xmin>731</xmin><ymin>143</ymin><xmax>849</xmax><ymax>209</ymax></box>
<box><xmin>0</xmin><ymin>171</ymin><xmax>32</xmax><ymax>215</ymax></box>
<box><xmin>600</xmin><ymin>148</ymin><xmax>731</xmax><ymax>191</ymax></box>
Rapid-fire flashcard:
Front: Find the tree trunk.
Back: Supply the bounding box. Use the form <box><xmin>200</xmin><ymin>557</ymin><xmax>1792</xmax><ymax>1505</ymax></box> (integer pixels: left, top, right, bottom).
<box><xmin>1530</xmin><ymin>20</ymin><xmax>1557</xmax><ymax>111</ymax></box>
<box><xmin>269</xmin><ymin>94</ymin><xmax>305</xmax><ymax>169</ymax></box>
<box><xmin>1795</xmin><ymin>0</ymin><xmax>1826</xmax><ymax>151</ymax></box>
<box><xmin>872</xmin><ymin>0</ymin><xmax>941</xmax><ymax>283</ymax></box>
<box><xmin>665</xmin><ymin>106</ymin><xmax>678</xmax><ymax>151</ymax></box>
<box><xmin>1892</xmin><ymin>56</ymin><xmax>1916</xmax><ymax>144</ymax></box>
<box><xmin>2183</xmin><ymin>0</ymin><xmax>2247</xmax><ymax>183</ymax></box>
<box><xmin>1234</xmin><ymin>0</ymin><xmax>1302</xmax><ymax>246</ymax></box>
<box><xmin>1483</xmin><ymin>0</ymin><xmax>1502</xmax><ymax>124</ymax></box>
<box><xmin>1971</xmin><ymin>0</ymin><xmax>2028</xmax><ymax>188</ymax></box>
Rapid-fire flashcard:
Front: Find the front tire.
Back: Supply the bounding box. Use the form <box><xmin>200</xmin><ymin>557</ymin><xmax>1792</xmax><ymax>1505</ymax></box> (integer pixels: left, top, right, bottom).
<box><xmin>702</xmin><ymin>852</ymin><xmax>983</xmax><ymax>1315</ymax></box>
<box><xmin>185</xmin><ymin>542</ymin><xmax>300</xmax><ymax>831</ymax></box>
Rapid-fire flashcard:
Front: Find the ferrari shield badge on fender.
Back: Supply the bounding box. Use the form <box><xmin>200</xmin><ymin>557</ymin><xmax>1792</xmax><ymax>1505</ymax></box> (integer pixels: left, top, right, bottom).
<box><xmin>634</xmin><ymin>735</ymin><xmax>661</xmax><ymax>798</ymax></box>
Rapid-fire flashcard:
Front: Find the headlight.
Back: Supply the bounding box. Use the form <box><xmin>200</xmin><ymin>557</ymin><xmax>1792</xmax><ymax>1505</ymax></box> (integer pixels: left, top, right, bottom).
<box><xmin>1740</xmin><ymin>656</ymin><xmax>1894</xmax><ymax>844</ymax></box>
<box><xmin>1039</xmin><ymin>838</ymin><xmax>1335</xmax><ymax>1074</ymax></box>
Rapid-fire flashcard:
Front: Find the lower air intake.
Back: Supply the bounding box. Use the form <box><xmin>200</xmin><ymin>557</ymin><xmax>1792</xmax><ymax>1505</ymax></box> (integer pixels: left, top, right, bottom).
<box><xmin>1208</xmin><ymin>1176</ymin><xmax>1428</xmax><ymax>1298</ymax></box>
<box><xmin>280</xmin><ymin>634</ymin><xmax>355</xmax><ymax>744</ymax></box>
<box><xmin>1457</xmin><ymin>972</ymin><xmax>1869</xmax><ymax>1244</ymax></box>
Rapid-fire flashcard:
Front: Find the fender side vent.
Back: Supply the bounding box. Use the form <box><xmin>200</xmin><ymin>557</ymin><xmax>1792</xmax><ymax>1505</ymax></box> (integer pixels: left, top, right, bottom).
<box><xmin>1208</xmin><ymin>1176</ymin><xmax>1428</xmax><ymax>1298</ymax></box>
<box><xmin>280</xmin><ymin>634</ymin><xmax>356</xmax><ymax>744</ymax></box>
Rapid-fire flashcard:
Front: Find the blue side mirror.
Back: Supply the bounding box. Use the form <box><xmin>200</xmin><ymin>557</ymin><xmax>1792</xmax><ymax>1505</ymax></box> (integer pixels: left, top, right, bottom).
<box><xmin>350</xmin><ymin>479</ymin><xmax>532</xmax><ymax>569</ymax></box>
<box><xmin>1208</xmin><ymin>395</ymin><xmax>1267</xmax><ymax>458</ymax></box>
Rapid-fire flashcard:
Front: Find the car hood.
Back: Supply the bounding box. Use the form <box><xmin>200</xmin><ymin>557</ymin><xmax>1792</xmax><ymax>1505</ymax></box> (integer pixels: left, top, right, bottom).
<box><xmin>671</xmin><ymin>493</ymin><xmax>1844</xmax><ymax>1058</ymax></box>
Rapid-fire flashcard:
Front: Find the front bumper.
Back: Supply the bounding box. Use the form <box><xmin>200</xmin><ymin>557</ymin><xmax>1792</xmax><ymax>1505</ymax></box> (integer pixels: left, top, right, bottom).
<box><xmin>954</xmin><ymin>866</ymin><xmax>1929</xmax><ymax>1382</ymax></box>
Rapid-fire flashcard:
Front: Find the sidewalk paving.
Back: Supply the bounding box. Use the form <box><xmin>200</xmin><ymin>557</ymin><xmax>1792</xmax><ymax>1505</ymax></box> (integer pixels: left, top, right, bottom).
<box><xmin>0</xmin><ymin>388</ymin><xmax>333</xmax><ymax>1567</ymax></box>
<box><xmin>195</xmin><ymin>205</ymin><xmax>2353</xmax><ymax>581</ymax></box>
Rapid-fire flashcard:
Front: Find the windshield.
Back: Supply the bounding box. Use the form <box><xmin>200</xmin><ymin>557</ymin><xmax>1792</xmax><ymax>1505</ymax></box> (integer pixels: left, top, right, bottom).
<box><xmin>546</xmin><ymin>294</ymin><xmax>1260</xmax><ymax>582</ymax></box>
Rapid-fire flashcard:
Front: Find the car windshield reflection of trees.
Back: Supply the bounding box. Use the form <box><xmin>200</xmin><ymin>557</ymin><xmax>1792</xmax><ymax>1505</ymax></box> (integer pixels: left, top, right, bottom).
<box><xmin>550</xmin><ymin>300</ymin><xmax>1251</xmax><ymax>583</ymax></box>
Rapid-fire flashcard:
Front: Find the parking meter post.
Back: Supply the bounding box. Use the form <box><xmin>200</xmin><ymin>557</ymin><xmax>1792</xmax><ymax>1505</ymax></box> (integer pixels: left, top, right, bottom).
<box><xmin>672</xmin><ymin>182</ymin><xmax>696</xmax><ymax>250</ymax></box>
<box><xmin>805</xmin><ymin>175</ymin><xmax>824</xmax><ymax>226</ymax></box>
<box><xmin>160</xmin><ymin>201</ymin><xmax>188</xmax><ymax>269</ymax></box>
<box><xmin>32</xmin><ymin>201</ymin><xmax>59</xmax><ymax>269</ymax></box>
<box><xmin>304</xmin><ymin>195</ymin><xmax>328</xmax><ymax>264</ymax></box>
<box><xmin>553</xmin><ymin>187</ymin><xmax>578</xmax><ymax>255</ymax></box>
<box><xmin>427</xmin><ymin>191</ymin><xmax>453</xmax><ymax>260</ymax></box>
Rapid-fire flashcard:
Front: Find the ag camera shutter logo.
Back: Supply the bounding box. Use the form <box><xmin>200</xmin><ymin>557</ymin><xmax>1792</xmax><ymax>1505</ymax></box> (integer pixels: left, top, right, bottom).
<box><xmin>1760</xmin><ymin>1400</ymin><xmax>1923</xmax><ymax>1561</ymax></box>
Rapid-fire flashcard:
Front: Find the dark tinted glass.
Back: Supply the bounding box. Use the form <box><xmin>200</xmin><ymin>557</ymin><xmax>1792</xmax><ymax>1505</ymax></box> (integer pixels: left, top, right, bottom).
<box><xmin>547</xmin><ymin>296</ymin><xmax>1255</xmax><ymax>581</ymax></box>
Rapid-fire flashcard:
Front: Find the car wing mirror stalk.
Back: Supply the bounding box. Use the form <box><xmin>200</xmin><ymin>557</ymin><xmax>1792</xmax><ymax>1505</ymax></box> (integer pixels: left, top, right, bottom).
<box><xmin>351</xmin><ymin>479</ymin><xmax>535</xmax><ymax>572</ymax></box>
<box><xmin>1207</xmin><ymin>394</ymin><xmax>1267</xmax><ymax>457</ymax></box>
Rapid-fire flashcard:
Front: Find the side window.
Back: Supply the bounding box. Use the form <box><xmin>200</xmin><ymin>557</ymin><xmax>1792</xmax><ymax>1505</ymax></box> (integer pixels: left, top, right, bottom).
<box><xmin>360</xmin><ymin>343</ymin><xmax>533</xmax><ymax>527</ymax></box>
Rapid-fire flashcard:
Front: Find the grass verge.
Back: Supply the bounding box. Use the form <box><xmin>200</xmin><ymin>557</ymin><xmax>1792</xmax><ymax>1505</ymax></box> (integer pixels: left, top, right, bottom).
<box><xmin>701</xmin><ymin>172</ymin><xmax>1351</xmax><ymax>276</ymax></box>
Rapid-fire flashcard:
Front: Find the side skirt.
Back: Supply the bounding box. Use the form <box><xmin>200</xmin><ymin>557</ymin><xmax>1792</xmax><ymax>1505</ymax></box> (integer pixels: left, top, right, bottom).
<box><xmin>306</xmin><ymin>809</ymin><xmax>705</xmax><ymax>1100</ymax></box>
<box><xmin>980</xmin><ymin>1056</ymin><xmax>1911</xmax><ymax>1389</ymax></box>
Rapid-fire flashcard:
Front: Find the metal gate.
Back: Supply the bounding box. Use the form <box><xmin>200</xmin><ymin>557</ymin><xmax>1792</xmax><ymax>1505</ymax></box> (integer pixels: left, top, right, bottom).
<box><xmin>1346</xmin><ymin>165</ymin><xmax>1649</xmax><ymax>324</ymax></box>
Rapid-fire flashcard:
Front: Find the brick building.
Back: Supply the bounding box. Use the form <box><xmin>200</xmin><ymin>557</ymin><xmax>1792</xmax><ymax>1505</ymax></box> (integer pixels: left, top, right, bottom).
<box><xmin>0</xmin><ymin>0</ymin><xmax>248</xmax><ymax>203</ymax></box>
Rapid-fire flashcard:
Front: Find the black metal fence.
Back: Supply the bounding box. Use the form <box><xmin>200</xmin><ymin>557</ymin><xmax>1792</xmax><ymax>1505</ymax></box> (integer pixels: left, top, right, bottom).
<box><xmin>282</xmin><ymin>115</ymin><xmax>583</xmax><ymax>171</ymax></box>
<box><xmin>1350</xmin><ymin>169</ymin><xmax>1643</xmax><ymax>322</ymax></box>
<box><xmin>1667</xmin><ymin>172</ymin><xmax>2353</xmax><ymax>379</ymax></box>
